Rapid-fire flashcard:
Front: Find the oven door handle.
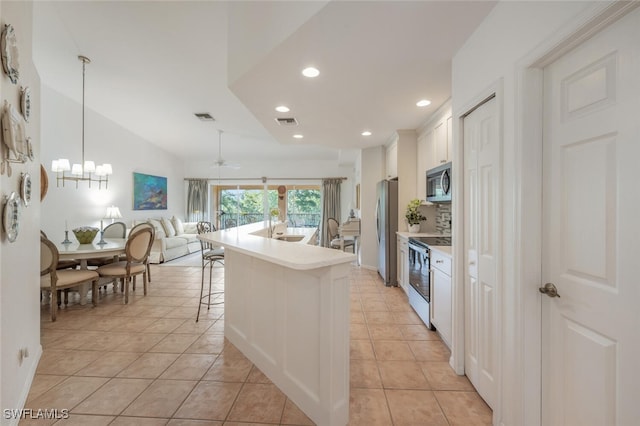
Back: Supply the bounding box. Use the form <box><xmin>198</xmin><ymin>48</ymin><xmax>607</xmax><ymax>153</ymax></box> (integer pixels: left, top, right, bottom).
<box><xmin>429</xmin><ymin>268</ymin><xmax>435</xmax><ymax>321</ymax></box>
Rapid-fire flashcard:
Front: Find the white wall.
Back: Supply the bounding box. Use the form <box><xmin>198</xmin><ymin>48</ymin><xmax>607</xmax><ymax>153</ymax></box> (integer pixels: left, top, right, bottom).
<box><xmin>0</xmin><ymin>1</ymin><xmax>42</xmax><ymax>420</ymax></box>
<box><xmin>451</xmin><ymin>2</ymin><xmax>600</xmax><ymax>425</ymax></box>
<box><xmin>40</xmin><ymin>85</ymin><xmax>185</xmax><ymax>237</ymax></box>
<box><xmin>360</xmin><ymin>146</ymin><xmax>385</xmax><ymax>270</ymax></box>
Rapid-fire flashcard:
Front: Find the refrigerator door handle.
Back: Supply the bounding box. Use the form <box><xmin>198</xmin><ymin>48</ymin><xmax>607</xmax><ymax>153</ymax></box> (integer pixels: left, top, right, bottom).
<box><xmin>375</xmin><ymin>199</ymin><xmax>381</xmax><ymax>243</ymax></box>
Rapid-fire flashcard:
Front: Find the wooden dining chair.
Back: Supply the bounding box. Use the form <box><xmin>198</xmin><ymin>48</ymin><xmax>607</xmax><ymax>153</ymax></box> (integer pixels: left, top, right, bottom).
<box><xmin>327</xmin><ymin>217</ymin><xmax>355</xmax><ymax>252</ymax></box>
<box><xmin>40</xmin><ymin>236</ymin><xmax>100</xmax><ymax>321</ymax></box>
<box><xmin>87</xmin><ymin>221</ymin><xmax>128</xmax><ymax>271</ymax></box>
<box><xmin>129</xmin><ymin>222</ymin><xmax>154</xmax><ymax>284</ymax></box>
<box><xmin>96</xmin><ymin>226</ymin><xmax>155</xmax><ymax>304</ymax></box>
<box><xmin>41</xmin><ymin>230</ymin><xmax>81</xmax><ymax>271</ymax></box>
<box><xmin>103</xmin><ymin>221</ymin><xmax>127</xmax><ymax>238</ymax></box>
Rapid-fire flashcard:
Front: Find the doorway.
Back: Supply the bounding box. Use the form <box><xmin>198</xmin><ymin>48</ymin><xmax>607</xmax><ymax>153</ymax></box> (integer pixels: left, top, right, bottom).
<box><xmin>539</xmin><ymin>7</ymin><xmax>640</xmax><ymax>424</ymax></box>
<box><xmin>462</xmin><ymin>95</ymin><xmax>500</xmax><ymax>410</ymax></box>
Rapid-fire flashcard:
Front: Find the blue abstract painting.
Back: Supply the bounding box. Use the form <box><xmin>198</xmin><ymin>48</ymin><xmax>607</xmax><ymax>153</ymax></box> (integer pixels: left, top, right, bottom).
<box><xmin>133</xmin><ymin>172</ymin><xmax>167</xmax><ymax>210</ymax></box>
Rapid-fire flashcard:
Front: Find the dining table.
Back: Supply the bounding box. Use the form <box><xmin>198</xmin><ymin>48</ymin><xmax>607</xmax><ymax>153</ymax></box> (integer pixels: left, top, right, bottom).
<box><xmin>55</xmin><ymin>238</ymin><xmax>126</xmax><ymax>305</ymax></box>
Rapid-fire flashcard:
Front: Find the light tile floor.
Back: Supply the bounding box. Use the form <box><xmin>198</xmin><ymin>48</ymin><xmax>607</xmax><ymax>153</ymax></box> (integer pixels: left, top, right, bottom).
<box><xmin>23</xmin><ymin>263</ymin><xmax>491</xmax><ymax>425</ymax></box>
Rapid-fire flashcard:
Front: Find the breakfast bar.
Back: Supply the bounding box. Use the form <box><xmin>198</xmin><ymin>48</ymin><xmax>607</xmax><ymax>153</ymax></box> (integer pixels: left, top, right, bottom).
<box><xmin>198</xmin><ymin>222</ymin><xmax>355</xmax><ymax>426</ymax></box>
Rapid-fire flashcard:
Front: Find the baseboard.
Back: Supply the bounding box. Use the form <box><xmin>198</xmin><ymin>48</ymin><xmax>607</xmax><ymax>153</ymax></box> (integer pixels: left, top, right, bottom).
<box><xmin>6</xmin><ymin>345</ymin><xmax>42</xmax><ymax>426</ymax></box>
<box><xmin>359</xmin><ymin>264</ymin><xmax>378</xmax><ymax>272</ymax></box>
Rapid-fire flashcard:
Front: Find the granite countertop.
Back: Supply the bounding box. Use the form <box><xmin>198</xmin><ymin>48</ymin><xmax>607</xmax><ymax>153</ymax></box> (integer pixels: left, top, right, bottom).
<box><xmin>198</xmin><ymin>221</ymin><xmax>355</xmax><ymax>271</ymax></box>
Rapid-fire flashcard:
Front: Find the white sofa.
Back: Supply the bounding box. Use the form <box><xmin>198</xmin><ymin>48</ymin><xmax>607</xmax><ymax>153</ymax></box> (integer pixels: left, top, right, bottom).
<box><xmin>137</xmin><ymin>217</ymin><xmax>201</xmax><ymax>264</ymax></box>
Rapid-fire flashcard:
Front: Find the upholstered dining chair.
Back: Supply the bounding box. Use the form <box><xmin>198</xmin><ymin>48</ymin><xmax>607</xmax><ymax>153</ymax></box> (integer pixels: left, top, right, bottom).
<box><xmin>87</xmin><ymin>221</ymin><xmax>128</xmax><ymax>270</ymax></box>
<box><xmin>103</xmin><ymin>221</ymin><xmax>127</xmax><ymax>238</ymax></box>
<box><xmin>40</xmin><ymin>236</ymin><xmax>100</xmax><ymax>321</ymax></box>
<box><xmin>41</xmin><ymin>230</ymin><xmax>81</xmax><ymax>271</ymax></box>
<box><xmin>196</xmin><ymin>221</ymin><xmax>224</xmax><ymax>322</ymax></box>
<box><xmin>129</xmin><ymin>222</ymin><xmax>154</xmax><ymax>284</ymax></box>
<box><xmin>327</xmin><ymin>217</ymin><xmax>355</xmax><ymax>253</ymax></box>
<box><xmin>96</xmin><ymin>226</ymin><xmax>154</xmax><ymax>304</ymax></box>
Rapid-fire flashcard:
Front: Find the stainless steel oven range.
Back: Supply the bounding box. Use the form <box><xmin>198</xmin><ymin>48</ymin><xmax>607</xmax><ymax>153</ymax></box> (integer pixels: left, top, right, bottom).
<box><xmin>407</xmin><ymin>236</ymin><xmax>452</xmax><ymax>329</ymax></box>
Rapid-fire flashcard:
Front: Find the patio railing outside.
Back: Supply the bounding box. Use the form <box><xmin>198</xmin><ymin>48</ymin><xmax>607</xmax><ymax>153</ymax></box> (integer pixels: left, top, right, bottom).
<box><xmin>220</xmin><ymin>213</ymin><xmax>320</xmax><ymax>229</ymax></box>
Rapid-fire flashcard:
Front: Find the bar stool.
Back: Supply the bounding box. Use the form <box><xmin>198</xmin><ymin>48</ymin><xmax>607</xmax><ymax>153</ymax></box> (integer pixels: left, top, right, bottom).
<box><xmin>196</xmin><ymin>221</ymin><xmax>224</xmax><ymax>322</ymax></box>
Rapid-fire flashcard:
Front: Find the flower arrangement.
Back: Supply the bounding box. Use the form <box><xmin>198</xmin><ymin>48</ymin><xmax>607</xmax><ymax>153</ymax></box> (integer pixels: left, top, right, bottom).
<box><xmin>405</xmin><ymin>199</ymin><xmax>426</xmax><ymax>225</ymax></box>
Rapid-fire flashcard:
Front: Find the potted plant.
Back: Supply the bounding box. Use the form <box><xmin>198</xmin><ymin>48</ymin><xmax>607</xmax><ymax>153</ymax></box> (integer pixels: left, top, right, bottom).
<box><xmin>405</xmin><ymin>198</ymin><xmax>426</xmax><ymax>233</ymax></box>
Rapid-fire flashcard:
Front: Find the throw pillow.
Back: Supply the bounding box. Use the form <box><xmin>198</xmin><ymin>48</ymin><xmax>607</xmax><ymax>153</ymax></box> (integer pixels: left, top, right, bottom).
<box><xmin>161</xmin><ymin>217</ymin><xmax>176</xmax><ymax>237</ymax></box>
<box><xmin>171</xmin><ymin>216</ymin><xmax>185</xmax><ymax>235</ymax></box>
<box><xmin>147</xmin><ymin>219</ymin><xmax>166</xmax><ymax>239</ymax></box>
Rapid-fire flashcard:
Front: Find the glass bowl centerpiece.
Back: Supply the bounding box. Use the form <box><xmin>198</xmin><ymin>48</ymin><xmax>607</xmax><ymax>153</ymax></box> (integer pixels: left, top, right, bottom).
<box><xmin>72</xmin><ymin>226</ymin><xmax>99</xmax><ymax>244</ymax></box>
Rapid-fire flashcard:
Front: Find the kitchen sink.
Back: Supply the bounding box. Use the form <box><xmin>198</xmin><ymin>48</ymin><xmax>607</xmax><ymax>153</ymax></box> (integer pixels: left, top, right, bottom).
<box><xmin>275</xmin><ymin>235</ymin><xmax>305</xmax><ymax>242</ymax></box>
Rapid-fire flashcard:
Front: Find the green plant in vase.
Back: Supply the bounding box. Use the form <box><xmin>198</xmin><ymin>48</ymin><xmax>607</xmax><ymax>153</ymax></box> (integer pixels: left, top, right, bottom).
<box><xmin>405</xmin><ymin>198</ymin><xmax>426</xmax><ymax>233</ymax></box>
<box><xmin>269</xmin><ymin>208</ymin><xmax>280</xmax><ymax>237</ymax></box>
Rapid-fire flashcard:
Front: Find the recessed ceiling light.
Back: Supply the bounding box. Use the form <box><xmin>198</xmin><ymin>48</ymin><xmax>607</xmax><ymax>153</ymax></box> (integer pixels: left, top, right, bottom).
<box><xmin>302</xmin><ymin>67</ymin><xmax>320</xmax><ymax>78</ymax></box>
<box><xmin>293</xmin><ymin>134</ymin><xmax>304</xmax><ymax>139</ymax></box>
<box><xmin>275</xmin><ymin>105</ymin><xmax>290</xmax><ymax>113</ymax></box>
<box><xmin>416</xmin><ymin>99</ymin><xmax>432</xmax><ymax>107</ymax></box>
<box><xmin>361</xmin><ymin>131</ymin><xmax>372</xmax><ymax>136</ymax></box>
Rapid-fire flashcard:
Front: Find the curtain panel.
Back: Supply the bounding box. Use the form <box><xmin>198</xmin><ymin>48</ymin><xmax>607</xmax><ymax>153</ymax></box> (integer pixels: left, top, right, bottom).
<box><xmin>187</xmin><ymin>179</ymin><xmax>208</xmax><ymax>222</ymax></box>
<box><xmin>319</xmin><ymin>178</ymin><xmax>342</xmax><ymax>247</ymax></box>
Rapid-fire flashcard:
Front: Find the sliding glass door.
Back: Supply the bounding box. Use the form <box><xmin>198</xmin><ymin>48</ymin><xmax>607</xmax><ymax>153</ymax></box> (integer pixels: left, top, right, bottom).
<box><xmin>213</xmin><ymin>184</ymin><xmax>320</xmax><ymax>230</ymax></box>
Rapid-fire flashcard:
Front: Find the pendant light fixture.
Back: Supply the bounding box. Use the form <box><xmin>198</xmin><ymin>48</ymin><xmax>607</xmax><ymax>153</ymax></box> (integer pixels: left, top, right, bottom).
<box><xmin>51</xmin><ymin>55</ymin><xmax>112</xmax><ymax>189</ymax></box>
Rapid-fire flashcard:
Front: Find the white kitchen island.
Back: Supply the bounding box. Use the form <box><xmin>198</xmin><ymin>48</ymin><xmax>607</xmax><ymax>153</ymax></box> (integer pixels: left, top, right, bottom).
<box><xmin>198</xmin><ymin>222</ymin><xmax>355</xmax><ymax>426</ymax></box>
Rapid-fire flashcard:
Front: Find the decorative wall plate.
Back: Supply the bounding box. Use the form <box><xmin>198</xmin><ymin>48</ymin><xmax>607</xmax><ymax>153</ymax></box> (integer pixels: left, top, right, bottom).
<box><xmin>3</xmin><ymin>191</ymin><xmax>20</xmax><ymax>242</ymax></box>
<box><xmin>2</xmin><ymin>101</ymin><xmax>25</xmax><ymax>160</ymax></box>
<box><xmin>20</xmin><ymin>172</ymin><xmax>31</xmax><ymax>206</ymax></box>
<box><xmin>20</xmin><ymin>86</ymin><xmax>30</xmax><ymax>122</ymax></box>
<box><xmin>25</xmin><ymin>137</ymin><xmax>33</xmax><ymax>161</ymax></box>
<box><xmin>1</xmin><ymin>24</ymin><xmax>19</xmax><ymax>84</ymax></box>
<box><xmin>40</xmin><ymin>164</ymin><xmax>48</xmax><ymax>201</ymax></box>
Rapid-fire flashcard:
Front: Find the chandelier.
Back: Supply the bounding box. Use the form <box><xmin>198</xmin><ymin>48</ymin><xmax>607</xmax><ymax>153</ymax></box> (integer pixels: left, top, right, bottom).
<box><xmin>51</xmin><ymin>55</ymin><xmax>112</xmax><ymax>189</ymax></box>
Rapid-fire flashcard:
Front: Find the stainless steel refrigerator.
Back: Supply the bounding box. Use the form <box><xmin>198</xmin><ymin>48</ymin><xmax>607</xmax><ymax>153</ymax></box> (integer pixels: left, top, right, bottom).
<box><xmin>376</xmin><ymin>179</ymin><xmax>398</xmax><ymax>286</ymax></box>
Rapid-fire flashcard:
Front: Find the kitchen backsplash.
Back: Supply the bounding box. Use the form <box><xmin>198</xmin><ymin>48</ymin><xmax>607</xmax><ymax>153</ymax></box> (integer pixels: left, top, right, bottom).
<box><xmin>435</xmin><ymin>203</ymin><xmax>452</xmax><ymax>234</ymax></box>
<box><xmin>414</xmin><ymin>203</ymin><xmax>451</xmax><ymax>234</ymax></box>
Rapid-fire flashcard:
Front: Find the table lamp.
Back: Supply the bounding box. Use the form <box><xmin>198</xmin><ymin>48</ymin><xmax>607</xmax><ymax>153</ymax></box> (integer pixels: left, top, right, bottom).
<box><xmin>104</xmin><ymin>205</ymin><xmax>122</xmax><ymax>223</ymax></box>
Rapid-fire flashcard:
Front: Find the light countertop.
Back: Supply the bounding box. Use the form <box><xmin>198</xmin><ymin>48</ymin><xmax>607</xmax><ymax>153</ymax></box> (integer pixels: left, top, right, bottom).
<box><xmin>396</xmin><ymin>231</ymin><xmax>451</xmax><ymax>238</ymax></box>
<box><xmin>429</xmin><ymin>246</ymin><xmax>452</xmax><ymax>257</ymax></box>
<box><xmin>396</xmin><ymin>231</ymin><xmax>452</xmax><ymax>257</ymax></box>
<box><xmin>198</xmin><ymin>221</ymin><xmax>355</xmax><ymax>271</ymax></box>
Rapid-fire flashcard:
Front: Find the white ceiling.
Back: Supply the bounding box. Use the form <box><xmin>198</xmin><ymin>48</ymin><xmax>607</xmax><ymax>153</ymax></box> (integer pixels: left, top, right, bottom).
<box><xmin>32</xmin><ymin>1</ymin><xmax>496</xmax><ymax>167</ymax></box>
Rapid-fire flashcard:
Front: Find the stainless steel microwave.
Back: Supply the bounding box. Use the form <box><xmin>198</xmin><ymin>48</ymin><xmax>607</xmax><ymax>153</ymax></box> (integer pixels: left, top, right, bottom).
<box><xmin>426</xmin><ymin>162</ymin><xmax>452</xmax><ymax>203</ymax></box>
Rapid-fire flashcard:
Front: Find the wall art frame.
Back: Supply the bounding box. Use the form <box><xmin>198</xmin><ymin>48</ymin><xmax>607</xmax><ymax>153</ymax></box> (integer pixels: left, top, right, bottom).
<box><xmin>133</xmin><ymin>172</ymin><xmax>167</xmax><ymax>210</ymax></box>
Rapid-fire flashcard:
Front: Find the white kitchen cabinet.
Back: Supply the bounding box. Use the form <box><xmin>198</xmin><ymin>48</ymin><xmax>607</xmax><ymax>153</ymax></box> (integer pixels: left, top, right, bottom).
<box><xmin>430</xmin><ymin>248</ymin><xmax>452</xmax><ymax>348</ymax></box>
<box><xmin>397</xmin><ymin>234</ymin><xmax>409</xmax><ymax>294</ymax></box>
<box><xmin>416</xmin><ymin>100</ymin><xmax>452</xmax><ymax>200</ymax></box>
<box><xmin>416</xmin><ymin>130</ymin><xmax>432</xmax><ymax>201</ymax></box>
<box><xmin>385</xmin><ymin>140</ymin><xmax>398</xmax><ymax>179</ymax></box>
<box><xmin>428</xmin><ymin>115</ymin><xmax>452</xmax><ymax>170</ymax></box>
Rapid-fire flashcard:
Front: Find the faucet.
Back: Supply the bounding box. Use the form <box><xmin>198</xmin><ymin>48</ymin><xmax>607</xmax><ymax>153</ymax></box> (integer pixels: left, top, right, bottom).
<box><xmin>268</xmin><ymin>217</ymin><xmax>275</xmax><ymax>238</ymax></box>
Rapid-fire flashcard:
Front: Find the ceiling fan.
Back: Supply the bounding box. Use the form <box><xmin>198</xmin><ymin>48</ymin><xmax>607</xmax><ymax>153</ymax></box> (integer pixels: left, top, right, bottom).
<box><xmin>211</xmin><ymin>129</ymin><xmax>240</xmax><ymax>169</ymax></box>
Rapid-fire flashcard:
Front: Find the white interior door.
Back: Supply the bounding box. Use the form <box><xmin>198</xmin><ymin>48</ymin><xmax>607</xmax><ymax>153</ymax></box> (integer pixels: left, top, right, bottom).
<box><xmin>542</xmin><ymin>8</ymin><xmax>640</xmax><ymax>425</ymax></box>
<box><xmin>463</xmin><ymin>96</ymin><xmax>499</xmax><ymax>409</ymax></box>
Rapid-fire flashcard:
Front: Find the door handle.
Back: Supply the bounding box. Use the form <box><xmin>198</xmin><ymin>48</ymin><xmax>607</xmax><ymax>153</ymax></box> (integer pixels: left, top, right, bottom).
<box><xmin>539</xmin><ymin>282</ymin><xmax>560</xmax><ymax>298</ymax></box>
